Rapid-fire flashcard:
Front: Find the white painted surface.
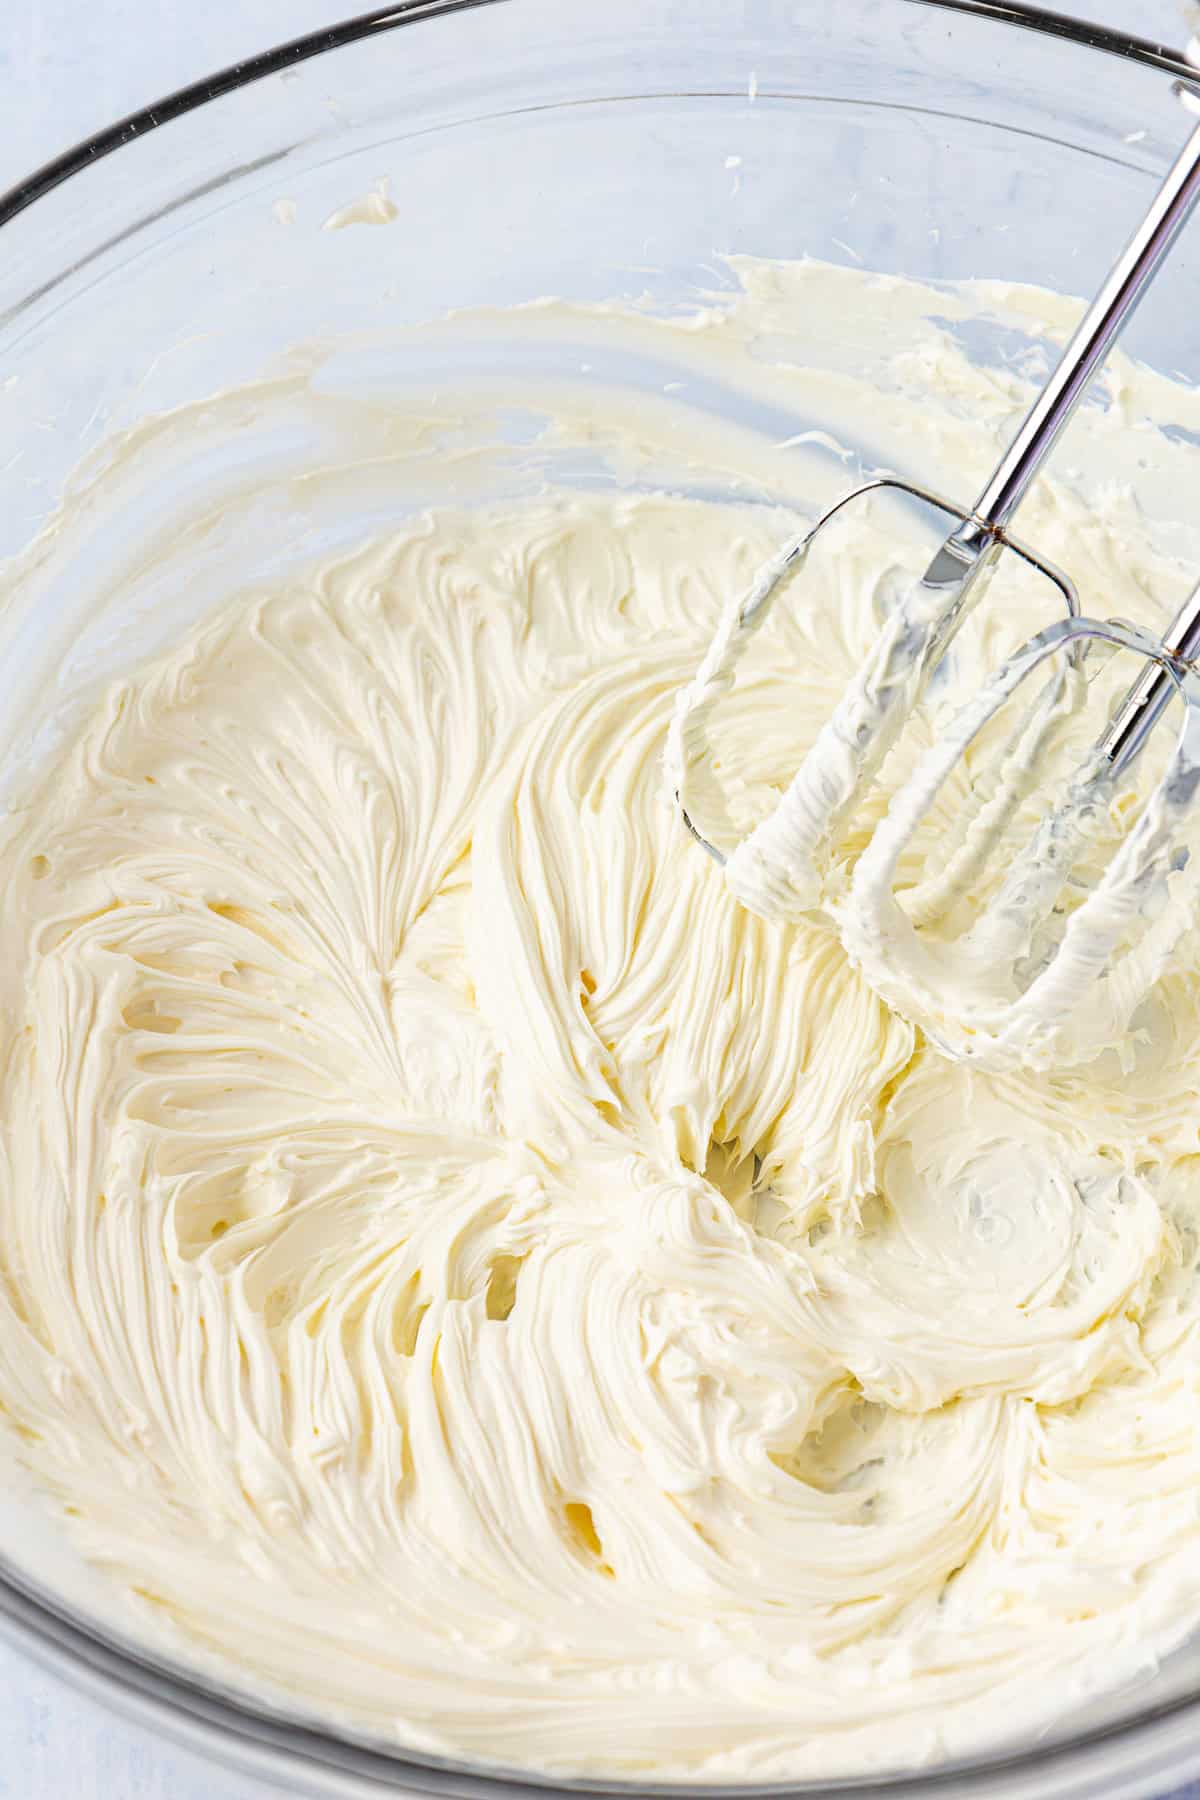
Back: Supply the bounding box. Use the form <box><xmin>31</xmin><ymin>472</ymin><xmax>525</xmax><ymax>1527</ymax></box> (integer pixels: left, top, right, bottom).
<box><xmin>1</xmin><ymin>1</ymin><xmax>1198</xmax><ymax>1796</ymax></box>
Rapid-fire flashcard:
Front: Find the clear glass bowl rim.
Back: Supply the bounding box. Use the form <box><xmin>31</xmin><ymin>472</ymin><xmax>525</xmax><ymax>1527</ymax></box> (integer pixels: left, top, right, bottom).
<box><xmin>2</xmin><ymin>3</ymin><xmax>1200</xmax><ymax>1796</ymax></box>
<box><xmin>2</xmin><ymin>0</ymin><xmax>1198</xmax><ymax>228</ymax></box>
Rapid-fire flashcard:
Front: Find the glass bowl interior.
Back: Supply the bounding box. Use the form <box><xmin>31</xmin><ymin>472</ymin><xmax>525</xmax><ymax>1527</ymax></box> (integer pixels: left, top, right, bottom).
<box><xmin>2</xmin><ymin>2</ymin><xmax>1200</xmax><ymax>1796</ymax></box>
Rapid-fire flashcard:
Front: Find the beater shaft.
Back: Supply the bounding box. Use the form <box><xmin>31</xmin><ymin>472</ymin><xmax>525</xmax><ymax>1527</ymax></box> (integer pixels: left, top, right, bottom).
<box><xmin>886</xmin><ymin>114</ymin><xmax>1200</xmax><ymax>731</ymax></box>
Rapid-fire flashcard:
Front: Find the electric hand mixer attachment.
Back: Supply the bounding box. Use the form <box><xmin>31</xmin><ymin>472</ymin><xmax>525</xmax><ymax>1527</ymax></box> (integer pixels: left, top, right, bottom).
<box><xmin>670</xmin><ymin>72</ymin><xmax>1200</xmax><ymax>1072</ymax></box>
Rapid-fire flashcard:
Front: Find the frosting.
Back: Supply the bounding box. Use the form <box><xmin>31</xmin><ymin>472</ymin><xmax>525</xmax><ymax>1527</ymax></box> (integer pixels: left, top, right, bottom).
<box><xmin>2</xmin><ymin>261</ymin><xmax>1200</xmax><ymax>1780</ymax></box>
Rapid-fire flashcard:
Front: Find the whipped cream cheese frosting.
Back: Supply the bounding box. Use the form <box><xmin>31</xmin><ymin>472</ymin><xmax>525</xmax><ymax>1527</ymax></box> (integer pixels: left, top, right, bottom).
<box><xmin>3</xmin><ymin>261</ymin><xmax>1200</xmax><ymax>1780</ymax></box>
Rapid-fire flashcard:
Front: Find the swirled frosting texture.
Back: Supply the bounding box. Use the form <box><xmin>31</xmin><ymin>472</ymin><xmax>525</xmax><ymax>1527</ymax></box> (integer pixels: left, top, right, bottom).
<box><xmin>3</xmin><ymin>264</ymin><xmax>1200</xmax><ymax>1780</ymax></box>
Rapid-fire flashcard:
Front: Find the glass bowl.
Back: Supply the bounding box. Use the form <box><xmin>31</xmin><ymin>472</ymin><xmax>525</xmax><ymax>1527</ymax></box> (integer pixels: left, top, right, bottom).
<box><xmin>2</xmin><ymin>2</ymin><xmax>1200</xmax><ymax>1795</ymax></box>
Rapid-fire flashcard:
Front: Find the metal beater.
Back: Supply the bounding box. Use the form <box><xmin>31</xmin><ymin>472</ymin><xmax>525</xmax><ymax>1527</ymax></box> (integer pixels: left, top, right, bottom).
<box><xmin>671</xmin><ymin>66</ymin><xmax>1200</xmax><ymax>1070</ymax></box>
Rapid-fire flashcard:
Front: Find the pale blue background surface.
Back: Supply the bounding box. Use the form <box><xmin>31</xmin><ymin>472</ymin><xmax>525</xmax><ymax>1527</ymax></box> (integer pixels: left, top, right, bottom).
<box><xmin>2</xmin><ymin>1</ymin><xmax>1200</xmax><ymax>1795</ymax></box>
